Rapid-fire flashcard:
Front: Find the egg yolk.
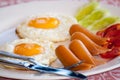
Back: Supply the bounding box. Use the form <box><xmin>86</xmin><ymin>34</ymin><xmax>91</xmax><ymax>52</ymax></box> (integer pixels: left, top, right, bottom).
<box><xmin>14</xmin><ymin>43</ymin><xmax>44</xmax><ymax>56</ymax></box>
<box><xmin>28</xmin><ymin>17</ymin><xmax>60</xmax><ymax>29</ymax></box>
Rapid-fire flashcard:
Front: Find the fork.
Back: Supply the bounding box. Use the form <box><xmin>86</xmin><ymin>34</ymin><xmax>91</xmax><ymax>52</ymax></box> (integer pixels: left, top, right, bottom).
<box><xmin>0</xmin><ymin>51</ymin><xmax>87</xmax><ymax>80</ymax></box>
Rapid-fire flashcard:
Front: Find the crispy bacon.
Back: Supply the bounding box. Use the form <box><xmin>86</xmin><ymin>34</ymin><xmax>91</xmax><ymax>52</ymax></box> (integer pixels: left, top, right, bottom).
<box><xmin>100</xmin><ymin>47</ymin><xmax>120</xmax><ymax>59</ymax></box>
<box><xmin>97</xmin><ymin>24</ymin><xmax>120</xmax><ymax>59</ymax></box>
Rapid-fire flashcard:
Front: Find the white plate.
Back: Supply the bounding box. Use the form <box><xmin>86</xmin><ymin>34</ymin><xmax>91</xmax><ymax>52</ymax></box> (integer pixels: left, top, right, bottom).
<box><xmin>0</xmin><ymin>0</ymin><xmax>120</xmax><ymax>79</ymax></box>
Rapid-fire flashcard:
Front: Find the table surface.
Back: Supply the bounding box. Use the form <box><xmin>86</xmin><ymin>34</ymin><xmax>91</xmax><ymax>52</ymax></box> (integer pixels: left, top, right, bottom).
<box><xmin>0</xmin><ymin>0</ymin><xmax>120</xmax><ymax>80</ymax></box>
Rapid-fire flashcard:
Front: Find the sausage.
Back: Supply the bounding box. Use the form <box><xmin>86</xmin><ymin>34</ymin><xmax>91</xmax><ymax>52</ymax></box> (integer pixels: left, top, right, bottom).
<box><xmin>55</xmin><ymin>45</ymin><xmax>80</xmax><ymax>67</ymax></box>
<box><xmin>55</xmin><ymin>45</ymin><xmax>94</xmax><ymax>70</ymax></box>
<box><xmin>69</xmin><ymin>40</ymin><xmax>96</xmax><ymax>65</ymax></box>
<box><xmin>69</xmin><ymin>24</ymin><xmax>107</xmax><ymax>45</ymax></box>
<box><xmin>71</xmin><ymin>32</ymin><xmax>107</xmax><ymax>55</ymax></box>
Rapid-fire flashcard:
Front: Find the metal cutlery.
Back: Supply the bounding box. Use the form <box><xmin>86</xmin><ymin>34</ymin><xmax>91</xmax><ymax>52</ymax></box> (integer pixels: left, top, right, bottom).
<box><xmin>0</xmin><ymin>51</ymin><xmax>87</xmax><ymax>80</ymax></box>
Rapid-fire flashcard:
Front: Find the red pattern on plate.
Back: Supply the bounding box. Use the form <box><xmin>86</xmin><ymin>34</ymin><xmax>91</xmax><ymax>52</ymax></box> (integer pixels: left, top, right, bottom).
<box><xmin>0</xmin><ymin>0</ymin><xmax>120</xmax><ymax>80</ymax></box>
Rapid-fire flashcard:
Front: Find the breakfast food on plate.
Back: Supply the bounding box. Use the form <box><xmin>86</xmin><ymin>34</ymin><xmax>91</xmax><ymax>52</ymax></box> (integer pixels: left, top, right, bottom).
<box><xmin>55</xmin><ymin>45</ymin><xmax>81</xmax><ymax>67</ymax></box>
<box><xmin>69</xmin><ymin>24</ymin><xmax>107</xmax><ymax>46</ymax></box>
<box><xmin>0</xmin><ymin>1</ymin><xmax>120</xmax><ymax>73</ymax></box>
<box><xmin>97</xmin><ymin>23</ymin><xmax>120</xmax><ymax>59</ymax></box>
<box><xmin>71</xmin><ymin>32</ymin><xmax>107</xmax><ymax>55</ymax></box>
<box><xmin>78</xmin><ymin>9</ymin><xmax>108</xmax><ymax>28</ymax></box>
<box><xmin>16</xmin><ymin>14</ymin><xmax>77</xmax><ymax>42</ymax></box>
<box><xmin>75</xmin><ymin>2</ymin><xmax>119</xmax><ymax>32</ymax></box>
<box><xmin>91</xmin><ymin>17</ymin><xmax>119</xmax><ymax>31</ymax></box>
<box><xmin>69</xmin><ymin>23</ymin><xmax>120</xmax><ymax>59</ymax></box>
<box><xmin>0</xmin><ymin>39</ymin><xmax>56</xmax><ymax>65</ymax></box>
<box><xmin>55</xmin><ymin>22</ymin><xmax>120</xmax><ymax>71</ymax></box>
<box><xmin>55</xmin><ymin>45</ymin><xmax>94</xmax><ymax>71</ymax></box>
<box><xmin>69</xmin><ymin>40</ymin><xmax>96</xmax><ymax>65</ymax></box>
<box><xmin>75</xmin><ymin>2</ymin><xmax>98</xmax><ymax>21</ymax></box>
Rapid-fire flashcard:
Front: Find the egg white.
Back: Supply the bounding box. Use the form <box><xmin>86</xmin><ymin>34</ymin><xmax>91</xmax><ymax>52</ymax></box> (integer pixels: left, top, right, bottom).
<box><xmin>16</xmin><ymin>14</ymin><xmax>77</xmax><ymax>42</ymax></box>
<box><xmin>0</xmin><ymin>39</ymin><xmax>56</xmax><ymax>65</ymax></box>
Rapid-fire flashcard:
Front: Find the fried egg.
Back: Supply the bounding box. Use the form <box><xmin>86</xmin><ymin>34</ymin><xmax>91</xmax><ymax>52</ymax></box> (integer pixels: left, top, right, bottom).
<box><xmin>16</xmin><ymin>14</ymin><xmax>77</xmax><ymax>42</ymax></box>
<box><xmin>0</xmin><ymin>39</ymin><xmax>56</xmax><ymax>65</ymax></box>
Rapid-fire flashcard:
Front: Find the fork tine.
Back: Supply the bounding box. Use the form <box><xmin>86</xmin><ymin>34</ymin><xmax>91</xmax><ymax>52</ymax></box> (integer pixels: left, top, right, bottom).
<box><xmin>64</xmin><ymin>61</ymin><xmax>83</xmax><ymax>69</ymax></box>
